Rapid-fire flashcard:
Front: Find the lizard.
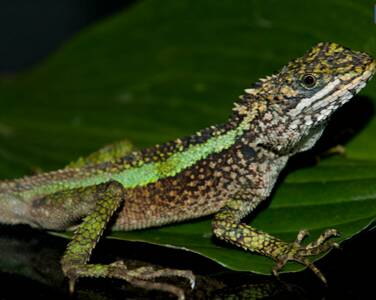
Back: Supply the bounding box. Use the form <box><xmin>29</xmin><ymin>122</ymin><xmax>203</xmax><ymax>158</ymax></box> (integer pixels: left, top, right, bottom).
<box><xmin>0</xmin><ymin>42</ymin><xmax>374</xmax><ymax>299</ymax></box>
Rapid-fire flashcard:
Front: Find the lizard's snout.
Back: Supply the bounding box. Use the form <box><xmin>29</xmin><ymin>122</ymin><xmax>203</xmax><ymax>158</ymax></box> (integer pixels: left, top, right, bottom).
<box><xmin>351</xmin><ymin>49</ymin><xmax>375</xmax><ymax>79</ymax></box>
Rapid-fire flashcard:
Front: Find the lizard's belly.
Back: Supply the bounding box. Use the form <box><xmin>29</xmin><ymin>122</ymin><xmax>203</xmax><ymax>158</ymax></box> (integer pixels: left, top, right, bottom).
<box><xmin>112</xmin><ymin>151</ymin><xmax>244</xmax><ymax>230</ymax></box>
<box><xmin>112</xmin><ymin>148</ymin><xmax>288</xmax><ymax>231</ymax></box>
<box><xmin>112</xmin><ymin>172</ymin><xmax>231</xmax><ymax>231</ymax></box>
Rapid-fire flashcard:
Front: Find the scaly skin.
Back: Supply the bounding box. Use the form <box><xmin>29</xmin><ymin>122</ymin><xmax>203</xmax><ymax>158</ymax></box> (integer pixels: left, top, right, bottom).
<box><xmin>0</xmin><ymin>42</ymin><xmax>375</xmax><ymax>299</ymax></box>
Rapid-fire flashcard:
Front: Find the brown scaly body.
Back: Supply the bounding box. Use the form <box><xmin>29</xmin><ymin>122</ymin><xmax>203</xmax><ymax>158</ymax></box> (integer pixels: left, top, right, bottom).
<box><xmin>115</xmin><ymin>138</ymin><xmax>275</xmax><ymax>230</ymax></box>
<box><xmin>0</xmin><ymin>42</ymin><xmax>375</xmax><ymax>299</ymax></box>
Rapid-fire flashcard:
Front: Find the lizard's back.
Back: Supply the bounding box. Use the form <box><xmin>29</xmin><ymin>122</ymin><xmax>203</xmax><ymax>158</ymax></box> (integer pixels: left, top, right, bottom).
<box><xmin>0</xmin><ymin>117</ymin><xmax>269</xmax><ymax>230</ymax></box>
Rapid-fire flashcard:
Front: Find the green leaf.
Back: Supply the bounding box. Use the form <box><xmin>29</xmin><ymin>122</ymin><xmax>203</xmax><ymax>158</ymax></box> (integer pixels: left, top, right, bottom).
<box><xmin>1</xmin><ymin>0</ymin><xmax>376</xmax><ymax>275</ymax></box>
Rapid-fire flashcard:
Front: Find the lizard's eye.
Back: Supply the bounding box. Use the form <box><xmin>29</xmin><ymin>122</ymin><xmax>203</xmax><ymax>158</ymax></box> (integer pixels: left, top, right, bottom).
<box><xmin>301</xmin><ymin>74</ymin><xmax>317</xmax><ymax>89</ymax></box>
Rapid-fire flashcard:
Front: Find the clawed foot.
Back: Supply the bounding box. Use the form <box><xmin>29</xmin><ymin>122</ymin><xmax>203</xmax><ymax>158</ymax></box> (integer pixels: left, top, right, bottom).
<box><xmin>272</xmin><ymin>228</ymin><xmax>340</xmax><ymax>284</ymax></box>
<box><xmin>65</xmin><ymin>261</ymin><xmax>195</xmax><ymax>300</ymax></box>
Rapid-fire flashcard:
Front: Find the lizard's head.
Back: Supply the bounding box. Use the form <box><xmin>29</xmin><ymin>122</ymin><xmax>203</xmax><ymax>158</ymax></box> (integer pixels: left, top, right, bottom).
<box><xmin>276</xmin><ymin>42</ymin><xmax>375</xmax><ymax>122</ymax></box>
<box><xmin>236</xmin><ymin>42</ymin><xmax>375</xmax><ymax>153</ymax></box>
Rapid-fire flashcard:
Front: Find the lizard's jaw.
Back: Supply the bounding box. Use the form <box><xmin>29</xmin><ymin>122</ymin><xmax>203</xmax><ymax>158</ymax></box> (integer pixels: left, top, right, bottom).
<box><xmin>315</xmin><ymin>58</ymin><xmax>375</xmax><ymax>121</ymax></box>
<box><xmin>350</xmin><ymin>58</ymin><xmax>376</xmax><ymax>94</ymax></box>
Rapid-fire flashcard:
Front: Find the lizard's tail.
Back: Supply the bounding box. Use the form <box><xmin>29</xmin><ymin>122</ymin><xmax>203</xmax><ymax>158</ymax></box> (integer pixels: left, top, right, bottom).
<box><xmin>0</xmin><ymin>189</ymin><xmax>30</xmax><ymax>226</ymax></box>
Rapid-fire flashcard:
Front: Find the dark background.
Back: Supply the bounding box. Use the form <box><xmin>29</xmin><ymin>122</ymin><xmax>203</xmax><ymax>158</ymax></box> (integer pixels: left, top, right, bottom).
<box><xmin>0</xmin><ymin>0</ymin><xmax>134</xmax><ymax>74</ymax></box>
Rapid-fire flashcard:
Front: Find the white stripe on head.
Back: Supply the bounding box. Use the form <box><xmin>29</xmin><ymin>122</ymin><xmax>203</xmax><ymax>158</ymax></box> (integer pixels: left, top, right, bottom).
<box><xmin>309</xmin><ymin>75</ymin><xmax>364</xmax><ymax>112</ymax></box>
<box><xmin>289</xmin><ymin>79</ymin><xmax>341</xmax><ymax>117</ymax></box>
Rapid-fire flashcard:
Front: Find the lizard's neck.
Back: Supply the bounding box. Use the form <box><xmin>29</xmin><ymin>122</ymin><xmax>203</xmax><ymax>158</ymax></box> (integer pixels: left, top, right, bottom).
<box><xmin>232</xmin><ymin>92</ymin><xmax>327</xmax><ymax>156</ymax></box>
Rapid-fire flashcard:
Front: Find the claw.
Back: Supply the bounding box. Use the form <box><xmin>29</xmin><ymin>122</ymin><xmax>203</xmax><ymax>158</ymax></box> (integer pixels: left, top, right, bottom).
<box><xmin>332</xmin><ymin>242</ymin><xmax>341</xmax><ymax>250</ymax></box>
<box><xmin>109</xmin><ymin>260</ymin><xmax>128</xmax><ymax>269</ymax></box>
<box><xmin>305</xmin><ymin>228</ymin><xmax>340</xmax><ymax>250</ymax></box>
<box><xmin>68</xmin><ymin>279</ymin><xmax>76</xmax><ymax>295</ymax></box>
<box><xmin>295</xmin><ymin>229</ymin><xmax>309</xmax><ymax>245</ymax></box>
<box><xmin>175</xmin><ymin>270</ymin><xmax>195</xmax><ymax>289</ymax></box>
<box><xmin>190</xmin><ymin>277</ymin><xmax>196</xmax><ymax>289</ymax></box>
<box><xmin>272</xmin><ymin>266</ymin><xmax>281</xmax><ymax>279</ymax></box>
<box><xmin>306</xmin><ymin>260</ymin><xmax>327</xmax><ymax>285</ymax></box>
<box><xmin>186</xmin><ymin>271</ymin><xmax>196</xmax><ymax>289</ymax></box>
<box><xmin>325</xmin><ymin>228</ymin><xmax>340</xmax><ymax>237</ymax></box>
<box><xmin>272</xmin><ymin>228</ymin><xmax>340</xmax><ymax>285</ymax></box>
<box><xmin>272</xmin><ymin>257</ymin><xmax>286</xmax><ymax>277</ymax></box>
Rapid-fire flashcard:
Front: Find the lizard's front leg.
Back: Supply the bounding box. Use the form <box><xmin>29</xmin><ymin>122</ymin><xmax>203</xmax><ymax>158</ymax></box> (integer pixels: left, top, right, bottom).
<box><xmin>60</xmin><ymin>181</ymin><xmax>194</xmax><ymax>300</ymax></box>
<box><xmin>66</xmin><ymin>139</ymin><xmax>135</xmax><ymax>168</ymax></box>
<box><xmin>212</xmin><ymin>199</ymin><xmax>340</xmax><ymax>284</ymax></box>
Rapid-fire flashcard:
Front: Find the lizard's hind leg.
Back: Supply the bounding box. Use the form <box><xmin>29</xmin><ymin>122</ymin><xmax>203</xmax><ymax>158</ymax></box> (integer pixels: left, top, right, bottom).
<box><xmin>61</xmin><ymin>180</ymin><xmax>194</xmax><ymax>300</ymax></box>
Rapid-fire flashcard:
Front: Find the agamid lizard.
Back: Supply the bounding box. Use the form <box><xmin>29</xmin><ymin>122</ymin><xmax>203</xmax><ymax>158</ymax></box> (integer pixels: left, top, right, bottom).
<box><xmin>0</xmin><ymin>42</ymin><xmax>375</xmax><ymax>299</ymax></box>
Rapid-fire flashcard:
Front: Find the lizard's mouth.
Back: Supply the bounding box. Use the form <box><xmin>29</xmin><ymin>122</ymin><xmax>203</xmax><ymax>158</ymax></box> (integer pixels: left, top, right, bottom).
<box><xmin>335</xmin><ymin>57</ymin><xmax>375</xmax><ymax>105</ymax></box>
<box><xmin>347</xmin><ymin>59</ymin><xmax>376</xmax><ymax>95</ymax></box>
